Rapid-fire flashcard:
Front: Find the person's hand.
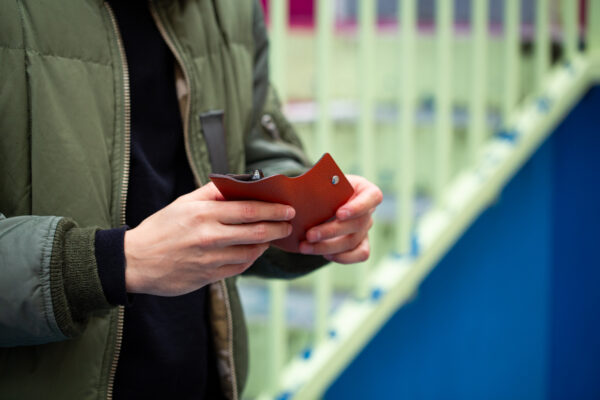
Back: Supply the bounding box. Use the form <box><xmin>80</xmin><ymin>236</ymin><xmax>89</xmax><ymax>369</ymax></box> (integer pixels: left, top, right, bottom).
<box><xmin>124</xmin><ymin>182</ymin><xmax>295</xmax><ymax>296</ymax></box>
<box><xmin>298</xmin><ymin>175</ymin><xmax>382</xmax><ymax>264</ymax></box>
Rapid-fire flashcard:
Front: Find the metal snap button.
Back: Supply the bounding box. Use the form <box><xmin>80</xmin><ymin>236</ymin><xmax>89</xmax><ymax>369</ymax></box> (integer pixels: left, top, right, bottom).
<box><xmin>332</xmin><ymin>175</ymin><xmax>339</xmax><ymax>185</ymax></box>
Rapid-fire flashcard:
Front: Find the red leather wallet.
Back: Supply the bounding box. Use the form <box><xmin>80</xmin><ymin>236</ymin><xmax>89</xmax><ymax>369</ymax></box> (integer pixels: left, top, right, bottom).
<box><xmin>209</xmin><ymin>153</ymin><xmax>354</xmax><ymax>252</ymax></box>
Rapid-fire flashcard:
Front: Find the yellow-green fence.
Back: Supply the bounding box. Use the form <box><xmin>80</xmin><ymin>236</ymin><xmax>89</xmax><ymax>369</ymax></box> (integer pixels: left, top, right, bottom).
<box><xmin>240</xmin><ymin>1</ymin><xmax>600</xmax><ymax>398</ymax></box>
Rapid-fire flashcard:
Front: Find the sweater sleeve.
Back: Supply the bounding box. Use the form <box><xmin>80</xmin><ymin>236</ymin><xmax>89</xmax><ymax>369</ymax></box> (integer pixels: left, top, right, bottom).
<box><xmin>95</xmin><ymin>227</ymin><xmax>129</xmax><ymax>306</ymax></box>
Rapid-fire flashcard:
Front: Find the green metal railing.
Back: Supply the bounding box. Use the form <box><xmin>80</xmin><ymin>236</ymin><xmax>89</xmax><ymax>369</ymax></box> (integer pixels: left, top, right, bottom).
<box><xmin>242</xmin><ymin>1</ymin><xmax>600</xmax><ymax>399</ymax></box>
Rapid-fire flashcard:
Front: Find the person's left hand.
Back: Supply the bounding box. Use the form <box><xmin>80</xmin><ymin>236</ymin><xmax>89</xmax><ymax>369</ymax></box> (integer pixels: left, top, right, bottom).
<box><xmin>298</xmin><ymin>175</ymin><xmax>383</xmax><ymax>264</ymax></box>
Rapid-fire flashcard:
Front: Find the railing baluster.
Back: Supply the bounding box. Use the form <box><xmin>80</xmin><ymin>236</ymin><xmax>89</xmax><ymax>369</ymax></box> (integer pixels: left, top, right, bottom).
<box><xmin>269</xmin><ymin>0</ymin><xmax>288</xmax><ymax>101</ymax></box>
<box><xmin>314</xmin><ymin>0</ymin><xmax>334</xmax><ymax>344</ymax></box>
<box><xmin>469</xmin><ymin>0</ymin><xmax>488</xmax><ymax>164</ymax></box>
<box><xmin>353</xmin><ymin>0</ymin><xmax>377</xmax><ymax>300</ymax></box>
<box><xmin>358</xmin><ymin>0</ymin><xmax>376</xmax><ymax>183</ymax></box>
<box><xmin>314</xmin><ymin>267</ymin><xmax>331</xmax><ymax>345</ymax></box>
<box><xmin>503</xmin><ymin>0</ymin><xmax>520</xmax><ymax>121</ymax></box>
<box><xmin>589</xmin><ymin>0</ymin><xmax>600</xmax><ymax>53</ymax></box>
<box><xmin>561</xmin><ymin>0</ymin><xmax>579</xmax><ymax>60</ymax></box>
<box><xmin>397</xmin><ymin>0</ymin><xmax>416</xmax><ymax>254</ymax></box>
<box><xmin>535</xmin><ymin>0</ymin><xmax>550</xmax><ymax>91</ymax></box>
<box><xmin>267</xmin><ymin>280</ymin><xmax>286</xmax><ymax>394</ymax></box>
<box><xmin>266</xmin><ymin>1</ymin><xmax>288</xmax><ymax>394</ymax></box>
<box><xmin>316</xmin><ymin>0</ymin><xmax>333</xmax><ymax>153</ymax></box>
<box><xmin>434</xmin><ymin>0</ymin><xmax>453</xmax><ymax>203</ymax></box>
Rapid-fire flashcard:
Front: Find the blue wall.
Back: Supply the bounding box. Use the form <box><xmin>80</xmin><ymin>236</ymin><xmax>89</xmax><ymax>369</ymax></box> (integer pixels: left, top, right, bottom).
<box><xmin>326</xmin><ymin>86</ymin><xmax>600</xmax><ymax>400</ymax></box>
<box><xmin>549</xmin><ymin>86</ymin><xmax>600</xmax><ymax>399</ymax></box>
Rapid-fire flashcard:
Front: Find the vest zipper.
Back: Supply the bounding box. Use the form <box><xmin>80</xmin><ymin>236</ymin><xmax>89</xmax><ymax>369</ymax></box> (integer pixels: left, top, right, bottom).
<box><xmin>149</xmin><ymin>2</ymin><xmax>203</xmax><ymax>187</ymax></box>
<box><xmin>104</xmin><ymin>3</ymin><xmax>130</xmax><ymax>399</ymax></box>
<box><xmin>149</xmin><ymin>4</ymin><xmax>238</xmax><ymax>400</ymax></box>
<box><xmin>219</xmin><ymin>280</ymin><xmax>239</xmax><ymax>400</ymax></box>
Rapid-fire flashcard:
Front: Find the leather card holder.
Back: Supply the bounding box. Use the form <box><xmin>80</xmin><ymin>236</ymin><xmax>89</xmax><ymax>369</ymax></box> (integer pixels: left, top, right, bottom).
<box><xmin>209</xmin><ymin>153</ymin><xmax>354</xmax><ymax>252</ymax></box>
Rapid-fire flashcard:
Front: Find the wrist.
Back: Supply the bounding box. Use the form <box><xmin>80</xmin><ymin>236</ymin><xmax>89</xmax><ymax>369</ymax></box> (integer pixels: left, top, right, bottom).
<box><xmin>123</xmin><ymin>229</ymin><xmax>144</xmax><ymax>294</ymax></box>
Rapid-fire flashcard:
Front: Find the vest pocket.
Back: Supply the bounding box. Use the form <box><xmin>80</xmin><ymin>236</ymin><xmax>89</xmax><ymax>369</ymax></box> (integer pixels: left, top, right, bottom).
<box><xmin>199</xmin><ymin>110</ymin><xmax>229</xmax><ymax>174</ymax></box>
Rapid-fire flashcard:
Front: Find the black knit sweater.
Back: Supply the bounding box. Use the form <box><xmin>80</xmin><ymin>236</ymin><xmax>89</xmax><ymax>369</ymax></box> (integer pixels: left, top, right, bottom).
<box><xmin>95</xmin><ymin>1</ymin><xmax>223</xmax><ymax>398</ymax></box>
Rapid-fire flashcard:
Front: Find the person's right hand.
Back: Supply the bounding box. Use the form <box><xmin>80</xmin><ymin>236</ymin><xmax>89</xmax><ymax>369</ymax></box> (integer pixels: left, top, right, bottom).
<box><xmin>123</xmin><ymin>182</ymin><xmax>295</xmax><ymax>296</ymax></box>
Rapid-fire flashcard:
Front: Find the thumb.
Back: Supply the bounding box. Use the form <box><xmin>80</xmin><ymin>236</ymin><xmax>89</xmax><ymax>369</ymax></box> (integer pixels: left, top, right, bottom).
<box><xmin>180</xmin><ymin>182</ymin><xmax>225</xmax><ymax>202</ymax></box>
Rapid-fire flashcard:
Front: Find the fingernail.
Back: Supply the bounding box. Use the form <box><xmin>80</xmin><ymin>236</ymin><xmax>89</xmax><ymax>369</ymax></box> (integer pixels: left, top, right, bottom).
<box><xmin>300</xmin><ymin>243</ymin><xmax>313</xmax><ymax>254</ymax></box>
<box><xmin>338</xmin><ymin>209</ymin><xmax>350</xmax><ymax>220</ymax></box>
<box><xmin>287</xmin><ymin>224</ymin><xmax>293</xmax><ymax>235</ymax></box>
<box><xmin>308</xmin><ymin>231</ymin><xmax>321</xmax><ymax>243</ymax></box>
<box><xmin>286</xmin><ymin>207</ymin><xmax>296</xmax><ymax>219</ymax></box>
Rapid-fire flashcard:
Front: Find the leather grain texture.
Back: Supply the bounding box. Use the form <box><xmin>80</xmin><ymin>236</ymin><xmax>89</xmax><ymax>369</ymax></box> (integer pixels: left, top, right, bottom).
<box><xmin>210</xmin><ymin>153</ymin><xmax>354</xmax><ymax>252</ymax></box>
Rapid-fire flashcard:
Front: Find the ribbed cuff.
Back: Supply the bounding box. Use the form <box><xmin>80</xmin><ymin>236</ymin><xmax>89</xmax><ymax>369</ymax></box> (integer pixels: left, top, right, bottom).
<box><xmin>49</xmin><ymin>219</ymin><xmax>112</xmax><ymax>337</ymax></box>
<box><xmin>96</xmin><ymin>227</ymin><xmax>129</xmax><ymax>306</ymax></box>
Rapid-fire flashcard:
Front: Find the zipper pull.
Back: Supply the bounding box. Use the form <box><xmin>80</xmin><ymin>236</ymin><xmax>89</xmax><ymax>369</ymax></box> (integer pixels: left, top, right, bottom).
<box><xmin>261</xmin><ymin>114</ymin><xmax>281</xmax><ymax>140</ymax></box>
<box><xmin>223</xmin><ymin>169</ymin><xmax>264</xmax><ymax>181</ymax></box>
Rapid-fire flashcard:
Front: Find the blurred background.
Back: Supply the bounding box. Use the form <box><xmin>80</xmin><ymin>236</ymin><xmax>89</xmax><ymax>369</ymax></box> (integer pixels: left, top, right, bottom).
<box><xmin>241</xmin><ymin>1</ymin><xmax>600</xmax><ymax>399</ymax></box>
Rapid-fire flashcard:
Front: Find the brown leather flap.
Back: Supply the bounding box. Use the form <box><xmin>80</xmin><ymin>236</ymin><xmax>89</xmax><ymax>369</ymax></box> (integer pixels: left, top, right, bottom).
<box><xmin>210</xmin><ymin>153</ymin><xmax>354</xmax><ymax>252</ymax></box>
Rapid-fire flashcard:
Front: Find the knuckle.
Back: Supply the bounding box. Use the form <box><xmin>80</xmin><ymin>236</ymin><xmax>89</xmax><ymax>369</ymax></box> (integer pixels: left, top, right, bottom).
<box><xmin>232</xmin><ymin>264</ymin><xmax>248</xmax><ymax>275</ymax></box>
<box><xmin>242</xmin><ymin>246</ymin><xmax>261</xmax><ymax>262</ymax></box>
<box><xmin>192</xmin><ymin>205</ymin><xmax>209</xmax><ymax>223</ymax></box>
<box><xmin>239</xmin><ymin>247</ymin><xmax>253</xmax><ymax>262</ymax></box>
<box><xmin>225</xmin><ymin>263</ymin><xmax>251</xmax><ymax>278</ymax></box>
<box><xmin>351</xmin><ymin>234</ymin><xmax>364</xmax><ymax>248</ymax></box>
<box><xmin>200</xmin><ymin>257</ymin><xmax>218</xmax><ymax>271</ymax></box>
<box><xmin>253</xmin><ymin>223</ymin><xmax>268</xmax><ymax>241</ymax></box>
<box><xmin>323</xmin><ymin>226</ymin><xmax>336</xmax><ymax>239</ymax></box>
<box><xmin>241</xmin><ymin>204</ymin><xmax>258</xmax><ymax>221</ymax></box>
<box><xmin>252</xmin><ymin>244</ymin><xmax>267</xmax><ymax>258</ymax></box>
<box><xmin>254</xmin><ymin>243</ymin><xmax>269</xmax><ymax>259</ymax></box>
<box><xmin>239</xmin><ymin>262</ymin><xmax>253</xmax><ymax>273</ymax></box>
<box><xmin>195</xmin><ymin>233</ymin><xmax>217</xmax><ymax>248</ymax></box>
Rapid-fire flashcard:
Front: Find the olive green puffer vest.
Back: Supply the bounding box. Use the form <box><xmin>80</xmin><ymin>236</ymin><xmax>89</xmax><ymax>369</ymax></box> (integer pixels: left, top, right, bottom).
<box><xmin>0</xmin><ymin>1</ymin><xmax>322</xmax><ymax>399</ymax></box>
